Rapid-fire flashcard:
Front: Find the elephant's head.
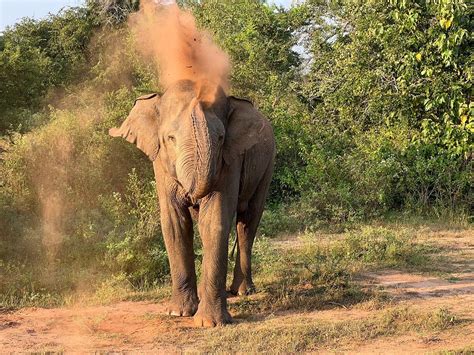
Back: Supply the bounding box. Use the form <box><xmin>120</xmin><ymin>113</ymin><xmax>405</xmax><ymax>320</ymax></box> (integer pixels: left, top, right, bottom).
<box><xmin>109</xmin><ymin>80</ymin><xmax>261</xmax><ymax>201</ymax></box>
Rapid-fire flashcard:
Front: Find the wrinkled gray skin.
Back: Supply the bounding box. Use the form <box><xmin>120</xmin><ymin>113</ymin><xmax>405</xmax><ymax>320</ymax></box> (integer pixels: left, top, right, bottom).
<box><xmin>109</xmin><ymin>80</ymin><xmax>275</xmax><ymax>327</ymax></box>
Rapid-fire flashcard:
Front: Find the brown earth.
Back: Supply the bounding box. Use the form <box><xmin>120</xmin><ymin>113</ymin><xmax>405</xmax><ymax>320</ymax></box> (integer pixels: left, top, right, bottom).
<box><xmin>1</xmin><ymin>228</ymin><xmax>473</xmax><ymax>353</ymax></box>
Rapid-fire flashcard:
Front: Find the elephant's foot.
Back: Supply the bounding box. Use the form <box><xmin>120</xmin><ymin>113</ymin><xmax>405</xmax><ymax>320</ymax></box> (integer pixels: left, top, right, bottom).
<box><xmin>166</xmin><ymin>291</ymin><xmax>198</xmax><ymax>317</ymax></box>
<box><xmin>229</xmin><ymin>278</ymin><xmax>256</xmax><ymax>296</ymax></box>
<box><xmin>193</xmin><ymin>301</ymin><xmax>233</xmax><ymax>327</ymax></box>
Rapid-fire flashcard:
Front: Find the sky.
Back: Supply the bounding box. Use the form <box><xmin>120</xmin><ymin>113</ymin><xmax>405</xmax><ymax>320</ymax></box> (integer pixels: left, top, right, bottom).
<box><xmin>0</xmin><ymin>0</ymin><xmax>293</xmax><ymax>32</ymax></box>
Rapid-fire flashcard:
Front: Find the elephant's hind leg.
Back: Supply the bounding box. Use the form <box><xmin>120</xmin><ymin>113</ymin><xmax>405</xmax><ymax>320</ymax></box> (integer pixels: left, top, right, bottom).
<box><xmin>230</xmin><ymin>165</ymin><xmax>273</xmax><ymax>296</ymax></box>
<box><xmin>229</xmin><ymin>212</ymin><xmax>258</xmax><ymax>296</ymax></box>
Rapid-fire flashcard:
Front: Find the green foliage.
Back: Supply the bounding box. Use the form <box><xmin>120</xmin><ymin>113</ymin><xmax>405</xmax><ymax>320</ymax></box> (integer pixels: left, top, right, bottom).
<box><xmin>299</xmin><ymin>226</ymin><xmax>434</xmax><ymax>293</ymax></box>
<box><xmin>0</xmin><ymin>7</ymin><xmax>99</xmax><ymax>133</ymax></box>
<box><xmin>342</xmin><ymin>226</ymin><xmax>433</xmax><ymax>266</ymax></box>
<box><xmin>296</xmin><ymin>0</ymin><xmax>473</xmax><ymax>217</ymax></box>
<box><xmin>186</xmin><ymin>0</ymin><xmax>303</xmax><ymax>100</ymax></box>
<box><xmin>0</xmin><ymin>18</ymin><xmax>163</xmax><ymax>301</ymax></box>
<box><xmin>87</xmin><ymin>0</ymin><xmax>140</xmax><ymax>25</ymax></box>
<box><xmin>102</xmin><ymin>169</ymin><xmax>169</xmax><ymax>287</ymax></box>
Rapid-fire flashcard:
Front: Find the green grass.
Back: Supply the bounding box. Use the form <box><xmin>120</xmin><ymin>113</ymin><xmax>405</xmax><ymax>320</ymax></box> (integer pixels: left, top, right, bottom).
<box><xmin>228</xmin><ymin>225</ymin><xmax>443</xmax><ymax>316</ymax></box>
<box><xmin>259</xmin><ymin>201</ymin><xmax>472</xmax><ymax>238</ymax></box>
<box><xmin>194</xmin><ymin>306</ymin><xmax>461</xmax><ymax>352</ymax></box>
<box><xmin>0</xmin><ymin>222</ymin><xmax>455</xmax><ymax>311</ymax></box>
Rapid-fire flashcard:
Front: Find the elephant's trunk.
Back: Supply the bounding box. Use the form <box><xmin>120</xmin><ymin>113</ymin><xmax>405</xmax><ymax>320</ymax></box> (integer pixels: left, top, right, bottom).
<box><xmin>177</xmin><ymin>102</ymin><xmax>218</xmax><ymax>201</ymax></box>
<box><xmin>190</xmin><ymin>104</ymin><xmax>216</xmax><ymax>199</ymax></box>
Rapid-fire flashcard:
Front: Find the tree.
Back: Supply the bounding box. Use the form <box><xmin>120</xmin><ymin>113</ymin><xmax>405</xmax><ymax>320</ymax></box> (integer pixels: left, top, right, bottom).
<box><xmin>0</xmin><ymin>7</ymin><xmax>98</xmax><ymax>134</ymax></box>
<box><xmin>300</xmin><ymin>0</ymin><xmax>473</xmax><ymax>213</ymax></box>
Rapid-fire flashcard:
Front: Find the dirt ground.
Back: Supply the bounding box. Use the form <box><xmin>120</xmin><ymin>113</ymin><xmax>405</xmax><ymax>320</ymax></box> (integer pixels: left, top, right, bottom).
<box><xmin>1</xmin><ymin>229</ymin><xmax>473</xmax><ymax>353</ymax></box>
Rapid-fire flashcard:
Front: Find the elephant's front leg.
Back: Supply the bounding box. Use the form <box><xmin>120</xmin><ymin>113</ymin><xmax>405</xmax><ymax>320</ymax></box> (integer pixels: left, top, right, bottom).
<box><xmin>194</xmin><ymin>166</ymin><xmax>240</xmax><ymax>326</ymax></box>
<box><xmin>155</xmin><ymin>171</ymin><xmax>198</xmax><ymax>317</ymax></box>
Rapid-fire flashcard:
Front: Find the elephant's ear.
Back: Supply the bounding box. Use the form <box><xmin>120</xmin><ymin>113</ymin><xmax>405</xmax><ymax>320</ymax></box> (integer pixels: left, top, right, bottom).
<box><xmin>109</xmin><ymin>93</ymin><xmax>161</xmax><ymax>161</ymax></box>
<box><xmin>223</xmin><ymin>97</ymin><xmax>268</xmax><ymax>164</ymax></box>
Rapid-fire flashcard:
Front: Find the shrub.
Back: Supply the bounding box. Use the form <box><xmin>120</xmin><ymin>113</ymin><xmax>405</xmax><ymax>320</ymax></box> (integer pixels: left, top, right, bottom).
<box><xmin>298</xmin><ymin>226</ymin><xmax>436</xmax><ymax>293</ymax></box>
<box><xmin>103</xmin><ymin>169</ymin><xmax>169</xmax><ymax>287</ymax></box>
<box><xmin>302</xmin><ymin>0</ymin><xmax>472</xmax><ymax>216</ymax></box>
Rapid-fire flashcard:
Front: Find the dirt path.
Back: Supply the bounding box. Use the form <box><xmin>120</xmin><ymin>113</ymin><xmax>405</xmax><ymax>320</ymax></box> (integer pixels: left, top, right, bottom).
<box><xmin>1</xmin><ymin>229</ymin><xmax>473</xmax><ymax>353</ymax></box>
<box><xmin>1</xmin><ymin>301</ymin><xmax>180</xmax><ymax>352</ymax></box>
<box><xmin>1</xmin><ymin>281</ymin><xmax>472</xmax><ymax>352</ymax></box>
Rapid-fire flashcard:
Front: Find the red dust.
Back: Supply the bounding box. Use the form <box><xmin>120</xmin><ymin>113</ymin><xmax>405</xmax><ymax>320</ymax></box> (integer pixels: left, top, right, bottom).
<box><xmin>129</xmin><ymin>0</ymin><xmax>231</xmax><ymax>102</ymax></box>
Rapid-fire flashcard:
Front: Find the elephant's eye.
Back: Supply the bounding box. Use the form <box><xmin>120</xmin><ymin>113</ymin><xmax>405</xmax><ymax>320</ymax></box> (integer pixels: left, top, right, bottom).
<box><xmin>167</xmin><ymin>135</ymin><xmax>176</xmax><ymax>143</ymax></box>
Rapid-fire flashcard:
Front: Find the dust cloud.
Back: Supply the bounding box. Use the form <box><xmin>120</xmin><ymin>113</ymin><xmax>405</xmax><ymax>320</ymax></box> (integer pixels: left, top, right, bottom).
<box><xmin>30</xmin><ymin>31</ymin><xmax>136</xmax><ymax>269</ymax></box>
<box><xmin>37</xmin><ymin>137</ymin><xmax>73</xmax><ymax>265</ymax></box>
<box><xmin>128</xmin><ymin>0</ymin><xmax>231</xmax><ymax>102</ymax></box>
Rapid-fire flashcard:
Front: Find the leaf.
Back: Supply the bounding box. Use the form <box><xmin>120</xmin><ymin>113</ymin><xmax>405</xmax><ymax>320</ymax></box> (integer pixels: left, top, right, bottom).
<box><xmin>416</xmin><ymin>52</ymin><xmax>422</xmax><ymax>62</ymax></box>
<box><xmin>444</xmin><ymin>18</ymin><xmax>453</xmax><ymax>30</ymax></box>
<box><xmin>440</xmin><ymin>17</ymin><xmax>453</xmax><ymax>30</ymax></box>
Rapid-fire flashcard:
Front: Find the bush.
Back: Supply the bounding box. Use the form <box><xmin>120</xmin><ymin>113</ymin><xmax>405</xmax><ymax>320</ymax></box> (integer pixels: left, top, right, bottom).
<box><xmin>301</xmin><ymin>0</ymin><xmax>472</xmax><ymax>217</ymax></box>
<box><xmin>400</xmin><ymin>142</ymin><xmax>472</xmax><ymax>213</ymax></box>
<box><xmin>0</xmin><ymin>7</ymin><xmax>99</xmax><ymax>134</ymax></box>
<box><xmin>0</xmin><ymin>26</ymin><xmax>162</xmax><ymax>301</ymax></box>
<box><xmin>343</xmin><ymin>226</ymin><xmax>430</xmax><ymax>267</ymax></box>
<box><xmin>299</xmin><ymin>226</ymin><xmax>436</xmax><ymax>292</ymax></box>
<box><xmin>103</xmin><ymin>169</ymin><xmax>169</xmax><ymax>287</ymax></box>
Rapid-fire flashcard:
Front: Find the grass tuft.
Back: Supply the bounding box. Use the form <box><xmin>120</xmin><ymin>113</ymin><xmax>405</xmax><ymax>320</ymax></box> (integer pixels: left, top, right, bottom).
<box><xmin>197</xmin><ymin>306</ymin><xmax>461</xmax><ymax>352</ymax></box>
<box><xmin>231</xmin><ymin>226</ymin><xmax>440</xmax><ymax>316</ymax></box>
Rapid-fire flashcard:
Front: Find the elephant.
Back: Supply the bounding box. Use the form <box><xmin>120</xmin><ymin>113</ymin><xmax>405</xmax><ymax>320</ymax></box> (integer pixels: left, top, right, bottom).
<box><xmin>109</xmin><ymin>80</ymin><xmax>275</xmax><ymax>327</ymax></box>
